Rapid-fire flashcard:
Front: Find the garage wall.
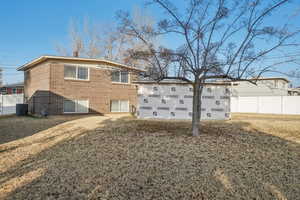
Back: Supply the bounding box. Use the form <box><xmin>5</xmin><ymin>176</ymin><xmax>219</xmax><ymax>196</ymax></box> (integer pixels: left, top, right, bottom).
<box><xmin>137</xmin><ymin>84</ymin><xmax>231</xmax><ymax>120</ymax></box>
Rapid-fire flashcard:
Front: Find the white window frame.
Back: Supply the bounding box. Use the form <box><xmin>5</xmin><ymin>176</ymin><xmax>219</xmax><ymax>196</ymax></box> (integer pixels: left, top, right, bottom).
<box><xmin>64</xmin><ymin>65</ymin><xmax>90</xmax><ymax>81</ymax></box>
<box><xmin>110</xmin><ymin>100</ymin><xmax>130</xmax><ymax>112</ymax></box>
<box><xmin>63</xmin><ymin>99</ymin><xmax>89</xmax><ymax>114</ymax></box>
<box><xmin>111</xmin><ymin>70</ymin><xmax>130</xmax><ymax>84</ymax></box>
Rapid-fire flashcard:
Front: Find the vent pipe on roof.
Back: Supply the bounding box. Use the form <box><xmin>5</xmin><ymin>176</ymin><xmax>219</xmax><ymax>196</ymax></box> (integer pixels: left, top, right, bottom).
<box><xmin>73</xmin><ymin>51</ymin><xmax>79</xmax><ymax>57</ymax></box>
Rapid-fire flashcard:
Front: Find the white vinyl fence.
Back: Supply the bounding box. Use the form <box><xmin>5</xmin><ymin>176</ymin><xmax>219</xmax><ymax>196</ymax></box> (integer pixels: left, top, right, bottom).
<box><xmin>231</xmin><ymin>96</ymin><xmax>300</xmax><ymax>115</ymax></box>
<box><xmin>0</xmin><ymin>94</ymin><xmax>24</xmax><ymax>115</ymax></box>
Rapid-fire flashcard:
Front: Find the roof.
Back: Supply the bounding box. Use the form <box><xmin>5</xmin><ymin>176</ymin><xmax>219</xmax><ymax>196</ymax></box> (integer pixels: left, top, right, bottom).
<box><xmin>217</xmin><ymin>77</ymin><xmax>290</xmax><ymax>83</ymax></box>
<box><xmin>288</xmin><ymin>88</ymin><xmax>300</xmax><ymax>91</ymax></box>
<box><xmin>133</xmin><ymin>79</ymin><xmax>237</xmax><ymax>86</ymax></box>
<box><xmin>1</xmin><ymin>82</ymin><xmax>24</xmax><ymax>88</ymax></box>
<box><xmin>248</xmin><ymin>77</ymin><xmax>290</xmax><ymax>83</ymax></box>
<box><xmin>17</xmin><ymin>55</ymin><xmax>146</xmax><ymax>72</ymax></box>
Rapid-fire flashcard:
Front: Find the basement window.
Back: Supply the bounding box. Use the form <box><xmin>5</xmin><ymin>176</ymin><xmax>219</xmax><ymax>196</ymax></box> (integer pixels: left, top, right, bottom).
<box><xmin>64</xmin><ymin>65</ymin><xmax>89</xmax><ymax>80</ymax></box>
<box><xmin>110</xmin><ymin>100</ymin><xmax>129</xmax><ymax>112</ymax></box>
<box><xmin>63</xmin><ymin>100</ymin><xmax>89</xmax><ymax>113</ymax></box>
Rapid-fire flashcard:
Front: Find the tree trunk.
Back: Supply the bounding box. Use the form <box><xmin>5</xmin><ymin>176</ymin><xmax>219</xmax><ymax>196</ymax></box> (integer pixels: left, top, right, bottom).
<box><xmin>192</xmin><ymin>79</ymin><xmax>202</xmax><ymax>136</ymax></box>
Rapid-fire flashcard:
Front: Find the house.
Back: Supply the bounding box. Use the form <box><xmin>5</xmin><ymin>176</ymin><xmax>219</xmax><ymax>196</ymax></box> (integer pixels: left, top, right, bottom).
<box><xmin>0</xmin><ymin>82</ymin><xmax>24</xmax><ymax>95</ymax></box>
<box><xmin>230</xmin><ymin>77</ymin><xmax>290</xmax><ymax>97</ymax></box>
<box><xmin>288</xmin><ymin>87</ymin><xmax>300</xmax><ymax>96</ymax></box>
<box><xmin>17</xmin><ymin>56</ymin><xmax>145</xmax><ymax>115</ymax></box>
<box><xmin>134</xmin><ymin>80</ymin><xmax>232</xmax><ymax>120</ymax></box>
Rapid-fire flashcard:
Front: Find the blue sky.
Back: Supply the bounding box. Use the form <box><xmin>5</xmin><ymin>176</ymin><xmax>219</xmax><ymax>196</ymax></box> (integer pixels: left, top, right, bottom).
<box><xmin>0</xmin><ymin>0</ymin><xmax>300</xmax><ymax>86</ymax></box>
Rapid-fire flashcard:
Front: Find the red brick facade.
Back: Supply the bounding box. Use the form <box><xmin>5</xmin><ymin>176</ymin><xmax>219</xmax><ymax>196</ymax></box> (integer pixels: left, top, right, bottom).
<box><xmin>23</xmin><ymin>58</ymin><xmax>140</xmax><ymax>115</ymax></box>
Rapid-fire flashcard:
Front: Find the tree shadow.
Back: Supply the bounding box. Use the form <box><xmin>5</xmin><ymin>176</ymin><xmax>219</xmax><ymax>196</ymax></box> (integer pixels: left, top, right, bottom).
<box><xmin>0</xmin><ymin>115</ymin><xmax>95</xmax><ymax>144</ymax></box>
<box><xmin>1</xmin><ymin>115</ymin><xmax>299</xmax><ymax>199</ymax></box>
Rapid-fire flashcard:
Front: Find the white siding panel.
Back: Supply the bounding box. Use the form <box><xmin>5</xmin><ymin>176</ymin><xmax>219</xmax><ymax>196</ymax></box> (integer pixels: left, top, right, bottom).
<box><xmin>137</xmin><ymin>84</ymin><xmax>230</xmax><ymax>120</ymax></box>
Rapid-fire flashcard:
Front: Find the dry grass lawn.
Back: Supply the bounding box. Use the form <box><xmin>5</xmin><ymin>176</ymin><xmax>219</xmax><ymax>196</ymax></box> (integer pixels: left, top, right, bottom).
<box><xmin>0</xmin><ymin>113</ymin><xmax>299</xmax><ymax>200</ymax></box>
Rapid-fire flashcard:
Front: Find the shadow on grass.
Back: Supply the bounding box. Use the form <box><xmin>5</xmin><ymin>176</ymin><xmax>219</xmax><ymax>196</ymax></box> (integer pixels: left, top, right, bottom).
<box><xmin>0</xmin><ymin>114</ymin><xmax>94</xmax><ymax>144</ymax></box>
<box><xmin>1</xmin><ymin>116</ymin><xmax>299</xmax><ymax>200</ymax></box>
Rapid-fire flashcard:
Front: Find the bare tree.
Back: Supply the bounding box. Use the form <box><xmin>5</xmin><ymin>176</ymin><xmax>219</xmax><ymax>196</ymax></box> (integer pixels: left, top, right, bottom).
<box><xmin>118</xmin><ymin>0</ymin><xmax>300</xmax><ymax>136</ymax></box>
<box><xmin>56</xmin><ymin>7</ymin><xmax>156</xmax><ymax>70</ymax></box>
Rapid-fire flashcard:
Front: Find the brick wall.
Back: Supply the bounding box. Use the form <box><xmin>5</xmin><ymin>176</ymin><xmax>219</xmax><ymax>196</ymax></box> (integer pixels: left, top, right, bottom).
<box><xmin>24</xmin><ymin>60</ymin><xmax>138</xmax><ymax>115</ymax></box>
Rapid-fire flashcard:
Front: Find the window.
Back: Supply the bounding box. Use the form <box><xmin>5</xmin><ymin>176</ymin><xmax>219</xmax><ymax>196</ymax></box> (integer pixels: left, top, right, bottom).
<box><xmin>121</xmin><ymin>71</ymin><xmax>129</xmax><ymax>83</ymax></box>
<box><xmin>63</xmin><ymin>100</ymin><xmax>89</xmax><ymax>113</ymax></box>
<box><xmin>12</xmin><ymin>88</ymin><xmax>17</xmax><ymax>94</ymax></box>
<box><xmin>1</xmin><ymin>88</ymin><xmax>7</xmax><ymax>94</ymax></box>
<box><xmin>111</xmin><ymin>71</ymin><xmax>129</xmax><ymax>83</ymax></box>
<box><xmin>78</xmin><ymin>67</ymin><xmax>88</xmax><ymax>80</ymax></box>
<box><xmin>64</xmin><ymin>65</ymin><xmax>89</xmax><ymax>80</ymax></box>
<box><xmin>110</xmin><ymin>100</ymin><xmax>129</xmax><ymax>112</ymax></box>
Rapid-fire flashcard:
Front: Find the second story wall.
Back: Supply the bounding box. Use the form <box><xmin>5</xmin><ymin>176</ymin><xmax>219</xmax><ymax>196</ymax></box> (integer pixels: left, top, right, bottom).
<box><xmin>48</xmin><ymin>61</ymin><xmax>138</xmax><ymax>114</ymax></box>
<box><xmin>24</xmin><ymin>62</ymin><xmax>50</xmax><ymax>99</ymax></box>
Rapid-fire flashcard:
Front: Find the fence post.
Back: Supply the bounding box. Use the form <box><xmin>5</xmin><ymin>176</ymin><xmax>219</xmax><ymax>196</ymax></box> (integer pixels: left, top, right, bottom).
<box><xmin>281</xmin><ymin>96</ymin><xmax>284</xmax><ymax>114</ymax></box>
<box><xmin>256</xmin><ymin>96</ymin><xmax>260</xmax><ymax>113</ymax></box>
<box><xmin>0</xmin><ymin>95</ymin><xmax>2</xmax><ymax>115</ymax></box>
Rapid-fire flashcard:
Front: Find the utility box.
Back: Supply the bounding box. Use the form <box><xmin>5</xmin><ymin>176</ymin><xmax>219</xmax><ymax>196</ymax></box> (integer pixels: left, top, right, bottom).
<box><xmin>16</xmin><ymin>104</ymin><xmax>28</xmax><ymax>116</ymax></box>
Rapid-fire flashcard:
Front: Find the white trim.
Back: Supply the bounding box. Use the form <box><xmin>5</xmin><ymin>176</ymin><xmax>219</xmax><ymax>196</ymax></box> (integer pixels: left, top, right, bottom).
<box><xmin>17</xmin><ymin>55</ymin><xmax>146</xmax><ymax>72</ymax></box>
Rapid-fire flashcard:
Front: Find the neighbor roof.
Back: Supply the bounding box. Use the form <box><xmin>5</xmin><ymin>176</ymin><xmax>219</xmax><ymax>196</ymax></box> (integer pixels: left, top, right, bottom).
<box><xmin>248</xmin><ymin>77</ymin><xmax>290</xmax><ymax>83</ymax></box>
<box><xmin>133</xmin><ymin>79</ymin><xmax>237</xmax><ymax>86</ymax></box>
<box><xmin>218</xmin><ymin>77</ymin><xmax>290</xmax><ymax>83</ymax></box>
<box><xmin>17</xmin><ymin>55</ymin><xmax>146</xmax><ymax>72</ymax></box>
<box><xmin>1</xmin><ymin>82</ymin><xmax>24</xmax><ymax>88</ymax></box>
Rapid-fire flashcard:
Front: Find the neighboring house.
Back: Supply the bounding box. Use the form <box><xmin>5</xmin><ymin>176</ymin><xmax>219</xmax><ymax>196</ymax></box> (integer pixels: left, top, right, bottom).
<box><xmin>0</xmin><ymin>82</ymin><xmax>24</xmax><ymax>95</ymax></box>
<box><xmin>288</xmin><ymin>87</ymin><xmax>300</xmax><ymax>96</ymax></box>
<box><xmin>17</xmin><ymin>56</ymin><xmax>145</xmax><ymax>115</ymax></box>
<box><xmin>230</xmin><ymin>77</ymin><xmax>290</xmax><ymax>97</ymax></box>
<box><xmin>135</xmin><ymin>80</ymin><xmax>232</xmax><ymax>120</ymax></box>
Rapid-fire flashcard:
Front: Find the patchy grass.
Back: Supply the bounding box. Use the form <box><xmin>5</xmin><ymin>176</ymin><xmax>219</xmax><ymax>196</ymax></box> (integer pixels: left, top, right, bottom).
<box><xmin>0</xmin><ymin>115</ymin><xmax>90</xmax><ymax>144</ymax></box>
<box><xmin>0</xmin><ymin>114</ymin><xmax>299</xmax><ymax>199</ymax></box>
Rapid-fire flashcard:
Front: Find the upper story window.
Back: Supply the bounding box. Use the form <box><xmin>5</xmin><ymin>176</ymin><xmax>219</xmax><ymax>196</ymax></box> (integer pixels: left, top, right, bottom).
<box><xmin>64</xmin><ymin>65</ymin><xmax>89</xmax><ymax>81</ymax></box>
<box><xmin>111</xmin><ymin>71</ymin><xmax>129</xmax><ymax>83</ymax></box>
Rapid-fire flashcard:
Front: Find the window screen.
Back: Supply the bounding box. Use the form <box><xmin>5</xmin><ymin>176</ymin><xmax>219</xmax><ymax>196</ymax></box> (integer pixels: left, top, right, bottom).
<box><xmin>111</xmin><ymin>71</ymin><xmax>120</xmax><ymax>82</ymax></box>
<box><xmin>64</xmin><ymin>65</ymin><xmax>77</xmax><ymax>79</ymax></box>
<box><xmin>120</xmin><ymin>100</ymin><xmax>129</xmax><ymax>112</ymax></box>
<box><xmin>111</xmin><ymin>100</ymin><xmax>129</xmax><ymax>112</ymax></box>
<box><xmin>77</xmin><ymin>100</ymin><xmax>89</xmax><ymax>113</ymax></box>
<box><xmin>111</xmin><ymin>100</ymin><xmax>120</xmax><ymax>112</ymax></box>
<box><xmin>121</xmin><ymin>71</ymin><xmax>129</xmax><ymax>83</ymax></box>
<box><xmin>111</xmin><ymin>71</ymin><xmax>129</xmax><ymax>83</ymax></box>
<box><xmin>64</xmin><ymin>100</ymin><xmax>76</xmax><ymax>113</ymax></box>
<box><xmin>77</xmin><ymin>67</ymin><xmax>88</xmax><ymax>80</ymax></box>
<box><xmin>64</xmin><ymin>100</ymin><xmax>88</xmax><ymax>113</ymax></box>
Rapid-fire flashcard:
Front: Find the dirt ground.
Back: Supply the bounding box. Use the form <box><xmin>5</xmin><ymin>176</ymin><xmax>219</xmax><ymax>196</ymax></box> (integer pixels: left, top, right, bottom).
<box><xmin>0</xmin><ymin>113</ymin><xmax>299</xmax><ymax>200</ymax></box>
